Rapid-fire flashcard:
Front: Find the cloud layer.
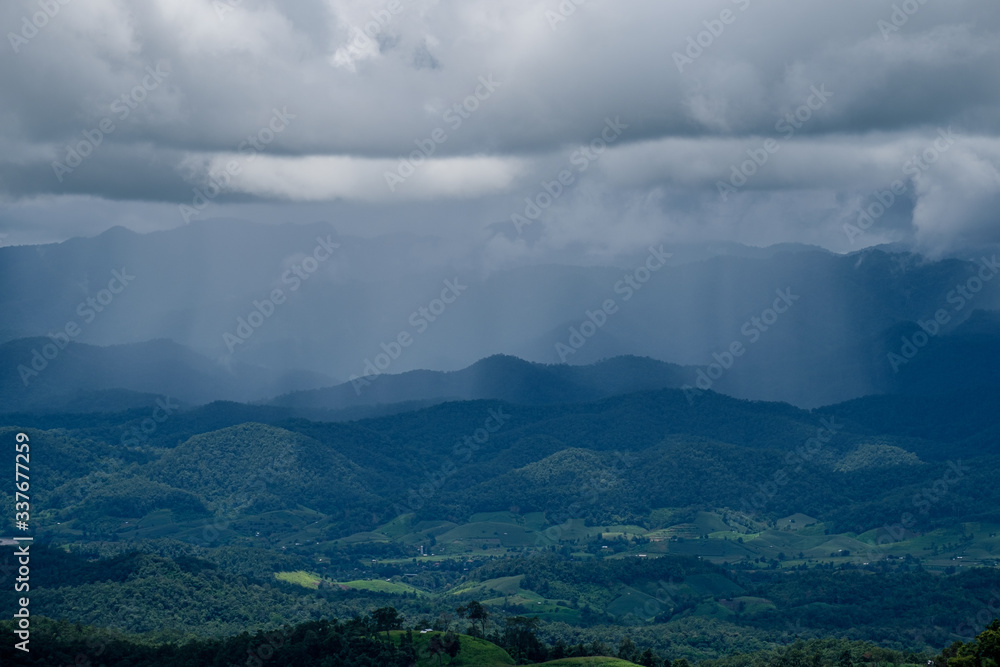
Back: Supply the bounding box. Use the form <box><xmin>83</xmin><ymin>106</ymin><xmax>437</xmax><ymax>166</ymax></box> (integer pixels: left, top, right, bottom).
<box><xmin>2</xmin><ymin>0</ymin><xmax>998</xmax><ymax>258</ymax></box>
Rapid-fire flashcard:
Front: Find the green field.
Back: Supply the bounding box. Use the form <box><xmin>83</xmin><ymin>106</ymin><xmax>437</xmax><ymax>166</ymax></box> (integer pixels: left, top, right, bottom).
<box><xmin>259</xmin><ymin>505</ymin><xmax>1000</xmax><ymax>638</ymax></box>
<box><xmin>537</xmin><ymin>659</ymin><xmax>641</xmax><ymax>666</ymax></box>
<box><xmin>451</xmin><ymin>575</ymin><xmax>526</xmax><ymax>597</ymax></box>
<box><xmin>333</xmin><ymin>578</ymin><xmax>428</xmax><ymax>595</ymax></box>
<box><xmin>275</xmin><ymin>570</ymin><xmax>322</xmax><ymax>587</ymax></box>
<box><xmin>276</xmin><ymin>571</ymin><xmax>427</xmax><ymax>595</ymax></box>
<box><xmin>391</xmin><ymin>631</ymin><xmax>515</xmax><ymax>666</ymax></box>
<box><xmin>437</xmin><ymin>521</ymin><xmax>538</xmax><ymax>548</ymax></box>
<box><xmin>140</xmin><ymin>500</ymin><xmax>1000</xmax><ymax>574</ymax></box>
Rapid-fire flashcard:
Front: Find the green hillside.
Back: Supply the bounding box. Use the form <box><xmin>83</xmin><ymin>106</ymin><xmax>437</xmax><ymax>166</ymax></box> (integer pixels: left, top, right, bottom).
<box><xmin>3</xmin><ymin>385</ymin><xmax>1000</xmax><ymax>663</ymax></box>
<box><xmin>393</xmin><ymin>631</ymin><xmax>516</xmax><ymax>666</ymax></box>
<box><xmin>538</xmin><ymin>659</ymin><xmax>641</xmax><ymax>666</ymax></box>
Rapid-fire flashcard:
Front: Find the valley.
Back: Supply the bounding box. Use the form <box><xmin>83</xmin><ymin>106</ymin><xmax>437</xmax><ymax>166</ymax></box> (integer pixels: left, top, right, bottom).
<box><xmin>3</xmin><ymin>377</ymin><xmax>999</xmax><ymax>664</ymax></box>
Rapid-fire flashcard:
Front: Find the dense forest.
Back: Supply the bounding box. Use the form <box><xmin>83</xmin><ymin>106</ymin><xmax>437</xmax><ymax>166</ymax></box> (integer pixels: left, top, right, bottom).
<box><xmin>0</xmin><ymin>382</ymin><xmax>998</xmax><ymax>664</ymax></box>
<box><xmin>4</xmin><ymin>609</ymin><xmax>998</xmax><ymax>666</ymax></box>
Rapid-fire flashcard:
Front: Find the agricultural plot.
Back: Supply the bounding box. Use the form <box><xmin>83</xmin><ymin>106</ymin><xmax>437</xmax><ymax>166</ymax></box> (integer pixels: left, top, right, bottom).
<box><xmin>275</xmin><ymin>571</ymin><xmax>428</xmax><ymax>595</ymax></box>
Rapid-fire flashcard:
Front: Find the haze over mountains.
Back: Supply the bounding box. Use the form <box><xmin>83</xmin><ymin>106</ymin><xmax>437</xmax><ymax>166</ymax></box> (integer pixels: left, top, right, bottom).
<box><xmin>1</xmin><ymin>220</ymin><xmax>998</xmax><ymax>411</ymax></box>
<box><xmin>4</xmin><ymin>221</ymin><xmax>997</xmax><ymax>663</ymax></box>
<box><xmin>5</xmin><ymin>2</ymin><xmax>1000</xmax><ymax>662</ymax></box>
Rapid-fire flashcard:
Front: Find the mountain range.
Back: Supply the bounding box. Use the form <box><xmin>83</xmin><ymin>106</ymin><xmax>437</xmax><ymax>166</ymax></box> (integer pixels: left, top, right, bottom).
<box><xmin>2</xmin><ymin>219</ymin><xmax>998</xmax><ymax>409</ymax></box>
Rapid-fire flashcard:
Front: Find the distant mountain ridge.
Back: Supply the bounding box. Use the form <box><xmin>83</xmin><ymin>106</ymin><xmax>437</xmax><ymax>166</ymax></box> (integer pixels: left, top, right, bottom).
<box><xmin>2</xmin><ymin>315</ymin><xmax>998</xmax><ymax>415</ymax></box>
<box><xmin>13</xmin><ymin>380</ymin><xmax>1000</xmax><ymax>544</ymax></box>
<box><xmin>268</xmin><ymin>354</ymin><xmax>690</xmax><ymax>410</ymax></box>
<box><xmin>2</xmin><ymin>219</ymin><xmax>999</xmax><ymax>407</ymax></box>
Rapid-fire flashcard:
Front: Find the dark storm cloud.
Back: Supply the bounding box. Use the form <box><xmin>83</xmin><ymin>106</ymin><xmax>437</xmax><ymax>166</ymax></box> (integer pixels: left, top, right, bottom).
<box><xmin>1</xmin><ymin>0</ymin><xmax>998</xmax><ymax>257</ymax></box>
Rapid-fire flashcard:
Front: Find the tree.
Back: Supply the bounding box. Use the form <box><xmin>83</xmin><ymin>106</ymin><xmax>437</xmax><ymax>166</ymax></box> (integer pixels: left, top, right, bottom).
<box><xmin>457</xmin><ymin>600</ymin><xmax>490</xmax><ymax>637</ymax></box>
<box><xmin>371</xmin><ymin>606</ymin><xmax>402</xmax><ymax>641</ymax></box>
<box><xmin>427</xmin><ymin>633</ymin><xmax>445</xmax><ymax>666</ymax></box>
<box><xmin>503</xmin><ymin>616</ymin><xmax>544</xmax><ymax>663</ymax></box>
<box><xmin>443</xmin><ymin>631</ymin><xmax>462</xmax><ymax>662</ymax></box>
<box><xmin>640</xmin><ymin>648</ymin><xmax>664</xmax><ymax>667</ymax></box>
<box><xmin>618</xmin><ymin>637</ymin><xmax>638</xmax><ymax>662</ymax></box>
<box><xmin>941</xmin><ymin>619</ymin><xmax>1000</xmax><ymax>666</ymax></box>
<box><xmin>399</xmin><ymin>630</ymin><xmax>417</xmax><ymax>664</ymax></box>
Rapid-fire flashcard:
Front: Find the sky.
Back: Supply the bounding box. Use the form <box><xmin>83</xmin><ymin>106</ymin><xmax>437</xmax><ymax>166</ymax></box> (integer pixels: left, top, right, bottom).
<box><xmin>1</xmin><ymin>0</ymin><xmax>999</xmax><ymax>263</ymax></box>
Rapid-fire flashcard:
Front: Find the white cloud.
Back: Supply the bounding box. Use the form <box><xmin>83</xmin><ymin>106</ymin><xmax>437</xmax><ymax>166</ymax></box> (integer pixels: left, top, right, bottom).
<box><xmin>198</xmin><ymin>152</ymin><xmax>524</xmax><ymax>202</ymax></box>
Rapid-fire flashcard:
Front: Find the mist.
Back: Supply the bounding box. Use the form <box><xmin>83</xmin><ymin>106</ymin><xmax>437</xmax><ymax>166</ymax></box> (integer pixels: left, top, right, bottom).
<box><xmin>2</xmin><ymin>0</ymin><xmax>999</xmax><ymax>406</ymax></box>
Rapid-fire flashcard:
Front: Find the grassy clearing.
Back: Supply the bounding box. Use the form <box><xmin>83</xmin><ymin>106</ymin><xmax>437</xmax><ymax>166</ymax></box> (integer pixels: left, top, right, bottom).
<box><xmin>275</xmin><ymin>570</ymin><xmax>321</xmax><ymax>588</ymax></box>
<box><xmin>390</xmin><ymin>630</ymin><xmax>515</xmax><ymax>666</ymax></box>
<box><xmin>437</xmin><ymin>521</ymin><xmax>537</xmax><ymax>547</ymax></box>
<box><xmin>275</xmin><ymin>572</ymin><xmax>426</xmax><ymax>595</ymax></box>
<box><xmin>451</xmin><ymin>575</ymin><xmax>525</xmax><ymax>597</ymax></box>
<box><xmin>537</xmin><ymin>659</ymin><xmax>641</xmax><ymax>666</ymax></box>
<box><xmin>334</xmin><ymin>579</ymin><xmax>428</xmax><ymax>595</ymax></box>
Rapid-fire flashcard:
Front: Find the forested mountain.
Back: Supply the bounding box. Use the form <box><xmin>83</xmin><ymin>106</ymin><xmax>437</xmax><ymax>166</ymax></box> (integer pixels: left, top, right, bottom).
<box><xmin>269</xmin><ymin>354</ymin><xmax>690</xmax><ymax>411</ymax></box>
<box><xmin>2</xmin><ymin>379</ymin><xmax>999</xmax><ymax>663</ymax></box>
<box><xmin>3</xmin><ymin>221</ymin><xmax>998</xmax><ymax>407</ymax></box>
<box><xmin>5</xmin><ymin>1</ymin><xmax>1000</xmax><ymax>663</ymax></box>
